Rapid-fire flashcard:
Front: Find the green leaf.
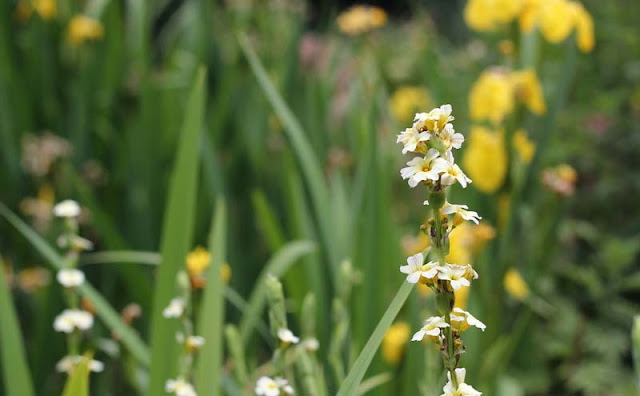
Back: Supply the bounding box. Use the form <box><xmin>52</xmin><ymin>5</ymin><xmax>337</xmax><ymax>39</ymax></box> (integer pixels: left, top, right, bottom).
<box><xmin>79</xmin><ymin>251</ymin><xmax>161</xmax><ymax>266</ymax></box>
<box><xmin>147</xmin><ymin>67</ymin><xmax>207</xmax><ymax>395</ymax></box>
<box><xmin>0</xmin><ymin>203</ymin><xmax>150</xmax><ymax>366</ymax></box>
<box><xmin>61</xmin><ymin>355</ymin><xmax>91</xmax><ymax>396</ymax></box>
<box><xmin>336</xmin><ymin>282</ymin><xmax>414</xmax><ymax>396</ymax></box>
<box><xmin>239</xmin><ymin>240</ymin><xmax>316</xmax><ymax>345</ymax></box>
<box><xmin>237</xmin><ymin>33</ymin><xmax>339</xmax><ymax>282</ymax></box>
<box><xmin>0</xmin><ymin>256</ymin><xmax>35</xmax><ymax>396</ymax></box>
<box><xmin>195</xmin><ymin>199</ymin><xmax>227</xmax><ymax>395</ymax></box>
<box><xmin>251</xmin><ymin>189</ymin><xmax>286</xmax><ymax>252</ymax></box>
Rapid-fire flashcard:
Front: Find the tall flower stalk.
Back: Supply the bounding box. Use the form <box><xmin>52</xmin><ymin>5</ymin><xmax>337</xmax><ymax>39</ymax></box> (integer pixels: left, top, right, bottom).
<box><xmin>397</xmin><ymin>105</ymin><xmax>484</xmax><ymax>395</ymax></box>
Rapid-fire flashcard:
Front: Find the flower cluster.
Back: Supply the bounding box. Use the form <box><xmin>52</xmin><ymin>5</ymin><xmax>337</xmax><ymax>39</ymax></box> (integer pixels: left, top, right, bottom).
<box><xmin>397</xmin><ymin>105</ymin><xmax>483</xmax><ymax>395</ymax></box>
<box><xmin>336</xmin><ymin>5</ymin><xmax>387</xmax><ymax>36</ymax></box>
<box><xmin>464</xmin><ymin>0</ymin><xmax>594</xmax><ymax>53</ymax></box>
<box><xmin>51</xmin><ymin>199</ymin><xmax>104</xmax><ymax>376</ymax></box>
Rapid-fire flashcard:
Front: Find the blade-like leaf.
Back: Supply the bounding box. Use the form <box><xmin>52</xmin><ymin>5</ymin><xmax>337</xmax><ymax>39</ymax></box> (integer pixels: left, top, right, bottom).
<box><xmin>0</xmin><ymin>257</ymin><xmax>35</xmax><ymax>396</ymax></box>
<box><xmin>237</xmin><ymin>33</ymin><xmax>339</xmax><ymax>282</ymax></box>
<box><xmin>336</xmin><ymin>282</ymin><xmax>414</xmax><ymax>396</ymax></box>
<box><xmin>147</xmin><ymin>66</ymin><xmax>207</xmax><ymax>395</ymax></box>
<box><xmin>239</xmin><ymin>240</ymin><xmax>316</xmax><ymax>345</ymax></box>
<box><xmin>80</xmin><ymin>251</ymin><xmax>161</xmax><ymax>266</ymax></box>
<box><xmin>0</xmin><ymin>202</ymin><xmax>150</xmax><ymax>365</ymax></box>
<box><xmin>61</xmin><ymin>355</ymin><xmax>91</xmax><ymax>396</ymax></box>
<box><xmin>195</xmin><ymin>199</ymin><xmax>227</xmax><ymax>395</ymax></box>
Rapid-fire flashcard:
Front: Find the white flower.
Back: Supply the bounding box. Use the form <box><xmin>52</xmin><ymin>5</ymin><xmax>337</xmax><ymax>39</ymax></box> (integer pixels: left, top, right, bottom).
<box><xmin>396</xmin><ymin>127</ymin><xmax>430</xmax><ymax>154</ymax></box>
<box><xmin>53</xmin><ymin>309</ymin><xmax>94</xmax><ymax>333</ymax></box>
<box><xmin>56</xmin><ymin>355</ymin><xmax>104</xmax><ymax>373</ymax></box>
<box><xmin>165</xmin><ymin>378</ymin><xmax>197</xmax><ymax>396</ymax></box>
<box><xmin>185</xmin><ymin>335</ymin><xmax>205</xmax><ymax>350</ymax></box>
<box><xmin>442</xmin><ymin>203</ymin><xmax>482</xmax><ymax>224</ymax></box>
<box><xmin>438</xmin><ymin>123</ymin><xmax>465</xmax><ymax>150</ymax></box>
<box><xmin>399</xmin><ymin>253</ymin><xmax>439</xmax><ymax>284</ymax></box>
<box><xmin>275</xmin><ymin>378</ymin><xmax>294</xmax><ymax>395</ymax></box>
<box><xmin>441</xmin><ymin>368</ymin><xmax>482</xmax><ymax>396</ymax></box>
<box><xmin>57</xmin><ymin>269</ymin><xmax>85</xmax><ymax>288</ymax></box>
<box><xmin>400</xmin><ymin>149</ymin><xmax>448</xmax><ymax>188</ymax></box>
<box><xmin>437</xmin><ymin>264</ymin><xmax>471</xmax><ymax>290</ymax></box>
<box><xmin>415</xmin><ymin>104</ymin><xmax>455</xmax><ymax>132</ymax></box>
<box><xmin>255</xmin><ymin>376</ymin><xmax>281</xmax><ymax>396</ymax></box>
<box><xmin>53</xmin><ymin>200</ymin><xmax>81</xmax><ymax>218</ymax></box>
<box><xmin>451</xmin><ymin>308</ymin><xmax>486</xmax><ymax>332</ymax></box>
<box><xmin>440</xmin><ymin>152</ymin><xmax>472</xmax><ymax>188</ymax></box>
<box><xmin>411</xmin><ymin>316</ymin><xmax>449</xmax><ymax>341</ymax></box>
<box><xmin>302</xmin><ymin>338</ymin><xmax>320</xmax><ymax>351</ymax></box>
<box><xmin>162</xmin><ymin>298</ymin><xmax>185</xmax><ymax>319</ymax></box>
<box><xmin>277</xmin><ymin>328</ymin><xmax>300</xmax><ymax>344</ymax></box>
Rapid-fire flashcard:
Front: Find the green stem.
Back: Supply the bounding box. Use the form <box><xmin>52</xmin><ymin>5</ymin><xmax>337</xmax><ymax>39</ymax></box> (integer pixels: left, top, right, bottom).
<box><xmin>444</xmin><ymin>311</ymin><xmax>458</xmax><ymax>388</ymax></box>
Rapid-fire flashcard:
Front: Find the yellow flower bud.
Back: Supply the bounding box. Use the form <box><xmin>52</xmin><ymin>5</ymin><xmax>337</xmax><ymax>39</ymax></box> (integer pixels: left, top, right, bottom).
<box><xmin>469</xmin><ymin>69</ymin><xmax>515</xmax><ymax>125</ymax></box>
<box><xmin>513</xmin><ymin>129</ymin><xmax>536</xmax><ymax>164</ymax></box>
<box><xmin>463</xmin><ymin>126</ymin><xmax>508</xmax><ymax>194</ymax></box>
<box><xmin>389</xmin><ymin>86</ymin><xmax>432</xmax><ymax>123</ymax></box>
<box><xmin>67</xmin><ymin>15</ymin><xmax>104</xmax><ymax>46</ymax></box>
<box><xmin>504</xmin><ymin>269</ymin><xmax>530</xmax><ymax>300</ymax></box>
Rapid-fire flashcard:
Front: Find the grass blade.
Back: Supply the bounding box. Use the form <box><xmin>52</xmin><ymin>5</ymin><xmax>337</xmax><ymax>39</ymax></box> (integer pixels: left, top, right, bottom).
<box><xmin>61</xmin><ymin>356</ymin><xmax>91</xmax><ymax>396</ymax></box>
<box><xmin>237</xmin><ymin>33</ymin><xmax>339</xmax><ymax>281</ymax></box>
<box><xmin>195</xmin><ymin>199</ymin><xmax>227</xmax><ymax>395</ymax></box>
<box><xmin>0</xmin><ymin>202</ymin><xmax>151</xmax><ymax>365</ymax></box>
<box><xmin>336</xmin><ymin>282</ymin><xmax>414</xmax><ymax>396</ymax></box>
<box><xmin>239</xmin><ymin>240</ymin><xmax>316</xmax><ymax>345</ymax></box>
<box><xmin>147</xmin><ymin>66</ymin><xmax>207</xmax><ymax>395</ymax></box>
<box><xmin>0</xmin><ymin>256</ymin><xmax>35</xmax><ymax>396</ymax></box>
<box><xmin>79</xmin><ymin>251</ymin><xmax>161</xmax><ymax>266</ymax></box>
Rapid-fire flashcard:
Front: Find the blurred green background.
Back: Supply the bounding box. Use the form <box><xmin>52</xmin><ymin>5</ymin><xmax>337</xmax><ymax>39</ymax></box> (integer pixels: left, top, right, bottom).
<box><xmin>1</xmin><ymin>0</ymin><xmax>639</xmax><ymax>395</ymax></box>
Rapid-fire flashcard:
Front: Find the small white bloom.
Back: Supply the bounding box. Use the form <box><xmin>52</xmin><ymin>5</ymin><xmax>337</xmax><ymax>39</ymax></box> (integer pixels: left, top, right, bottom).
<box><xmin>275</xmin><ymin>378</ymin><xmax>294</xmax><ymax>395</ymax></box>
<box><xmin>438</xmin><ymin>123</ymin><xmax>465</xmax><ymax>150</ymax></box>
<box><xmin>163</xmin><ymin>298</ymin><xmax>185</xmax><ymax>319</ymax></box>
<box><xmin>277</xmin><ymin>328</ymin><xmax>300</xmax><ymax>344</ymax></box>
<box><xmin>302</xmin><ymin>338</ymin><xmax>320</xmax><ymax>351</ymax></box>
<box><xmin>399</xmin><ymin>253</ymin><xmax>439</xmax><ymax>284</ymax></box>
<box><xmin>55</xmin><ymin>355</ymin><xmax>104</xmax><ymax>373</ymax></box>
<box><xmin>437</xmin><ymin>264</ymin><xmax>471</xmax><ymax>290</ymax></box>
<box><xmin>441</xmin><ymin>368</ymin><xmax>482</xmax><ymax>396</ymax></box>
<box><xmin>53</xmin><ymin>310</ymin><xmax>94</xmax><ymax>333</ymax></box>
<box><xmin>396</xmin><ymin>127</ymin><xmax>430</xmax><ymax>154</ymax></box>
<box><xmin>186</xmin><ymin>335</ymin><xmax>205</xmax><ymax>350</ymax></box>
<box><xmin>423</xmin><ymin>200</ymin><xmax>429</xmax><ymax>206</ymax></box>
<box><xmin>440</xmin><ymin>152</ymin><xmax>472</xmax><ymax>188</ymax></box>
<box><xmin>400</xmin><ymin>149</ymin><xmax>448</xmax><ymax>188</ymax></box>
<box><xmin>165</xmin><ymin>378</ymin><xmax>197</xmax><ymax>396</ymax></box>
<box><xmin>442</xmin><ymin>203</ymin><xmax>482</xmax><ymax>224</ymax></box>
<box><xmin>451</xmin><ymin>308</ymin><xmax>486</xmax><ymax>332</ymax></box>
<box><xmin>53</xmin><ymin>200</ymin><xmax>81</xmax><ymax>218</ymax></box>
<box><xmin>255</xmin><ymin>376</ymin><xmax>281</xmax><ymax>396</ymax></box>
<box><xmin>411</xmin><ymin>316</ymin><xmax>449</xmax><ymax>341</ymax></box>
<box><xmin>57</xmin><ymin>269</ymin><xmax>85</xmax><ymax>288</ymax></box>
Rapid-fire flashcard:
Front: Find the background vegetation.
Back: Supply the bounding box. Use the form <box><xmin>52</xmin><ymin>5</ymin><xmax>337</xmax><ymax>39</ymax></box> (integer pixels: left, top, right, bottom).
<box><xmin>1</xmin><ymin>0</ymin><xmax>639</xmax><ymax>395</ymax></box>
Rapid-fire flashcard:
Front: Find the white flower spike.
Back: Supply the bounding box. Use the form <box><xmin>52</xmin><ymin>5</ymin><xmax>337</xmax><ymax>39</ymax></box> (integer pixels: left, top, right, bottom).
<box><xmin>57</xmin><ymin>269</ymin><xmax>85</xmax><ymax>288</ymax></box>
<box><xmin>53</xmin><ymin>200</ymin><xmax>81</xmax><ymax>218</ymax></box>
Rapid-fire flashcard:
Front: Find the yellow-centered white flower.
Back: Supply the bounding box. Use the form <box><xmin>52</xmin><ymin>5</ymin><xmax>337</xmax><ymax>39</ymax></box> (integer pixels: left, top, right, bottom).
<box><xmin>53</xmin><ymin>200</ymin><xmax>81</xmax><ymax>218</ymax></box>
<box><xmin>451</xmin><ymin>308</ymin><xmax>486</xmax><ymax>332</ymax></box>
<box><xmin>162</xmin><ymin>298</ymin><xmax>185</xmax><ymax>319</ymax></box>
<box><xmin>57</xmin><ymin>269</ymin><xmax>85</xmax><ymax>288</ymax></box>
<box><xmin>442</xmin><ymin>203</ymin><xmax>482</xmax><ymax>224</ymax></box>
<box><xmin>399</xmin><ymin>253</ymin><xmax>439</xmax><ymax>284</ymax></box>
<box><xmin>414</xmin><ymin>104</ymin><xmax>454</xmax><ymax>132</ymax></box>
<box><xmin>400</xmin><ymin>149</ymin><xmax>448</xmax><ymax>188</ymax></box>
<box><xmin>255</xmin><ymin>376</ymin><xmax>294</xmax><ymax>396</ymax></box>
<box><xmin>440</xmin><ymin>151</ymin><xmax>472</xmax><ymax>188</ymax></box>
<box><xmin>53</xmin><ymin>309</ymin><xmax>93</xmax><ymax>333</ymax></box>
<box><xmin>396</xmin><ymin>127</ymin><xmax>430</xmax><ymax>154</ymax></box>
<box><xmin>165</xmin><ymin>378</ymin><xmax>197</xmax><ymax>396</ymax></box>
<box><xmin>56</xmin><ymin>355</ymin><xmax>104</xmax><ymax>373</ymax></box>
<box><xmin>441</xmin><ymin>368</ymin><xmax>482</xmax><ymax>396</ymax></box>
<box><xmin>277</xmin><ymin>328</ymin><xmax>300</xmax><ymax>344</ymax></box>
<box><xmin>411</xmin><ymin>316</ymin><xmax>450</xmax><ymax>341</ymax></box>
<box><xmin>437</xmin><ymin>264</ymin><xmax>471</xmax><ymax>290</ymax></box>
<box><xmin>437</xmin><ymin>123</ymin><xmax>465</xmax><ymax>150</ymax></box>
